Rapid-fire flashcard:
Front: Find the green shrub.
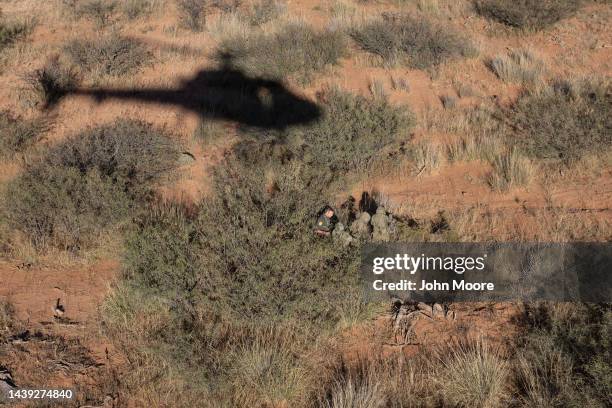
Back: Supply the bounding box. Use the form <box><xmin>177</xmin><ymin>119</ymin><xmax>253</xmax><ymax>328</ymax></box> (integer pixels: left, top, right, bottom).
<box><xmin>0</xmin><ymin>111</ymin><xmax>49</xmax><ymax>157</ymax></box>
<box><xmin>176</xmin><ymin>0</ymin><xmax>209</xmax><ymax>31</ymax></box>
<box><xmin>4</xmin><ymin>120</ymin><xmax>179</xmax><ymax>250</ymax></box>
<box><xmin>505</xmin><ymin>79</ymin><xmax>611</xmax><ymax>163</ymax></box>
<box><xmin>474</xmin><ymin>0</ymin><xmax>582</xmax><ymax>30</ymax></box>
<box><xmin>217</xmin><ymin>22</ymin><xmax>347</xmax><ymax>82</ymax></box>
<box><xmin>24</xmin><ymin>56</ymin><xmax>80</xmax><ymax>108</ymax></box>
<box><xmin>351</xmin><ymin>13</ymin><xmax>474</xmax><ymax>69</ymax></box>
<box><xmin>284</xmin><ymin>88</ymin><xmax>413</xmax><ymax>173</ymax></box>
<box><xmin>65</xmin><ymin>35</ymin><xmax>151</xmax><ymax>77</ymax></box>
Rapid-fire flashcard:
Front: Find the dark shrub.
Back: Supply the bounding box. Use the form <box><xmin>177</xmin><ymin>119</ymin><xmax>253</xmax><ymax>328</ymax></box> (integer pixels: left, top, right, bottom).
<box><xmin>64</xmin><ymin>35</ymin><xmax>151</xmax><ymax>77</ymax></box>
<box><xmin>176</xmin><ymin>0</ymin><xmax>209</xmax><ymax>31</ymax></box>
<box><xmin>24</xmin><ymin>56</ymin><xmax>80</xmax><ymax>108</ymax></box>
<box><xmin>0</xmin><ymin>17</ymin><xmax>32</xmax><ymax>52</ymax></box>
<box><xmin>506</xmin><ymin>79</ymin><xmax>611</xmax><ymax>163</ymax></box>
<box><xmin>474</xmin><ymin>0</ymin><xmax>582</xmax><ymax>30</ymax></box>
<box><xmin>351</xmin><ymin>13</ymin><xmax>474</xmax><ymax>69</ymax></box>
<box><xmin>4</xmin><ymin>120</ymin><xmax>179</xmax><ymax>250</ymax></box>
<box><xmin>217</xmin><ymin>23</ymin><xmax>346</xmax><ymax>82</ymax></box>
<box><xmin>0</xmin><ymin>111</ymin><xmax>49</xmax><ymax>157</ymax></box>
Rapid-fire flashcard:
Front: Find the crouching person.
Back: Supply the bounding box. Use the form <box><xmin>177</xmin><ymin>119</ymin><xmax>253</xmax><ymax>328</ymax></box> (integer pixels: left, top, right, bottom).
<box><xmin>314</xmin><ymin>206</ymin><xmax>338</xmax><ymax>237</ymax></box>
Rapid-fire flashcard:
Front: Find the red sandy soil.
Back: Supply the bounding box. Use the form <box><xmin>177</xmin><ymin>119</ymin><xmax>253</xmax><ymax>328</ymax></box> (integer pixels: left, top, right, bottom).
<box><xmin>0</xmin><ymin>0</ymin><xmax>610</xmax><ymax>402</ymax></box>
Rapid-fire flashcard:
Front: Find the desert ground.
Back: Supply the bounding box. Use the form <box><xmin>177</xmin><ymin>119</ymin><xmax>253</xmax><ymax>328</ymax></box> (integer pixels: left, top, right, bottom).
<box><xmin>0</xmin><ymin>0</ymin><xmax>610</xmax><ymax>407</ymax></box>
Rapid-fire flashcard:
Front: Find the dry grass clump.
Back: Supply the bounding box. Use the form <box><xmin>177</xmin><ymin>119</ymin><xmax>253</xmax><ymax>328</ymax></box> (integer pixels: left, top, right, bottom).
<box><xmin>0</xmin><ymin>15</ymin><xmax>32</xmax><ymax>53</ymax></box>
<box><xmin>217</xmin><ymin>22</ymin><xmax>347</xmax><ymax>82</ymax></box>
<box><xmin>64</xmin><ymin>35</ymin><xmax>151</xmax><ymax>78</ymax></box>
<box><xmin>437</xmin><ymin>342</ymin><xmax>509</xmax><ymax>407</ymax></box>
<box><xmin>474</xmin><ymin>0</ymin><xmax>582</xmax><ymax>30</ymax></box>
<box><xmin>351</xmin><ymin>13</ymin><xmax>475</xmax><ymax>69</ymax></box>
<box><xmin>68</xmin><ymin>0</ymin><xmax>118</xmax><ymax>26</ymax></box>
<box><xmin>245</xmin><ymin>0</ymin><xmax>286</xmax><ymax>26</ymax></box>
<box><xmin>0</xmin><ymin>111</ymin><xmax>49</xmax><ymax>157</ymax></box>
<box><xmin>506</xmin><ymin>78</ymin><xmax>611</xmax><ymax>164</ymax></box>
<box><xmin>122</xmin><ymin>0</ymin><xmax>160</xmax><ymax>20</ymax></box>
<box><xmin>24</xmin><ymin>56</ymin><xmax>80</xmax><ymax>109</ymax></box>
<box><xmin>487</xmin><ymin>48</ymin><xmax>545</xmax><ymax>85</ymax></box>
<box><xmin>486</xmin><ymin>148</ymin><xmax>534</xmax><ymax>191</ymax></box>
<box><xmin>176</xmin><ymin>0</ymin><xmax>210</xmax><ymax>31</ymax></box>
<box><xmin>3</xmin><ymin>120</ymin><xmax>179</xmax><ymax>251</ymax></box>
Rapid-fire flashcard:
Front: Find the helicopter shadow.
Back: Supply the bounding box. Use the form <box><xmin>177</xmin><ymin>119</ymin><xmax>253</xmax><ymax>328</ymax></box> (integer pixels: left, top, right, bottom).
<box><xmin>69</xmin><ymin>54</ymin><xmax>322</xmax><ymax>131</ymax></box>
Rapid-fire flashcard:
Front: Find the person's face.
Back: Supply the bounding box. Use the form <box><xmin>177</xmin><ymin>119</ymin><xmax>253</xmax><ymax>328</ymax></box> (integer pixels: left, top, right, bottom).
<box><xmin>325</xmin><ymin>209</ymin><xmax>334</xmax><ymax>218</ymax></box>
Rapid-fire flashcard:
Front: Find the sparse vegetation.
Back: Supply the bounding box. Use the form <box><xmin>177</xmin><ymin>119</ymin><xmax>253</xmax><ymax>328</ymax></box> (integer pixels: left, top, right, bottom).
<box><xmin>474</xmin><ymin>0</ymin><xmax>582</xmax><ymax>30</ymax></box>
<box><xmin>217</xmin><ymin>23</ymin><xmax>347</xmax><ymax>82</ymax></box>
<box><xmin>0</xmin><ymin>111</ymin><xmax>49</xmax><ymax>157</ymax></box>
<box><xmin>3</xmin><ymin>120</ymin><xmax>179</xmax><ymax>250</ymax></box>
<box><xmin>24</xmin><ymin>56</ymin><xmax>80</xmax><ymax>108</ymax></box>
<box><xmin>505</xmin><ymin>79</ymin><xmax>611</xmax><ymax>163</ymax></box>
<box><xmin>64</xmin><ymin>35</ymin><xmax>151</xmax><ymax>78</ymax></box>
<box><xmin>177</xmin><ymin>0</ymin><xmax>210</xmax><ymax>31</ymax></box>
<box><xmin>488</xmin><ymin>48</ymin><xmax>545</xmax><ymax>85</ymax></box>
<box><xmin>351</xmin><ymin>13</ymin><xmax>475</xmax><ymax>69</ymax></box>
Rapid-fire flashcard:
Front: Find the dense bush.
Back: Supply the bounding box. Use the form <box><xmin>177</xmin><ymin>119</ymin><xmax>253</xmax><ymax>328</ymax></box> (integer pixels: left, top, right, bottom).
<box><xmin>516</xmin><ymin>303</ymin><xmax>612</xmax><ymax>406</ymax></box>
<box><xmin>65</xmin><ymin>35</ymin><xmax>151</xmax><ymax>77</ymax></box>
<box><xmin>351</xmin><ymin>13</ymin><xmax>474</xmax><ymax>69</ymax></box>
<box><xmin>217</xmin><ymin>23</ymin><xmax>347</xmax><ymax>82</ymax></box>
<box><xmin>474</xmin><ymin>0</ymin><xmax>582</xmax><ymax>30</ymax></box>
<box><xmin>103</xmin><ymin>89</ymin><xmax>409</xmax><ymax>405</ymax></box>
<box><xmin>284</xmin><ymin>88</ymin><xmax>413</xmax><ymax>173</ymax></box>
<box><xmin>24</xmin><ymin>56</ymin><xmax>80</xmax><ymax>108</ymax></box>
<box><xmin>0</xmin><ymin>111</ymin><xmax>49</xmax><ymax>157</ymax></box>
<box><xmin>4</xmin><ymin>120</ymin><xmax>179</xmax><ymax>250</ymax></box>
<box><xmin>505</xmin><ymin>79</ymin><xmax>611</xmax><ymax>163</ymax></box>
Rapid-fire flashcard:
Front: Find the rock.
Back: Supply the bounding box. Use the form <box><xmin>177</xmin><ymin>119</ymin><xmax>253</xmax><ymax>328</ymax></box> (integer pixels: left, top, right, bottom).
<box><xmin>178</xmin><ymin>151</ymin><xmax>196</xmax><ymax>165</ymax></box>
<box><xmin>371</xmin><ymin>207</ymin><xmax>391</xmax><ymax>242</ymax></box>
<box><xmin>350</xmin><ymin>212</ymin><xmax>372</xmax><ymax>239</ymax></box>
